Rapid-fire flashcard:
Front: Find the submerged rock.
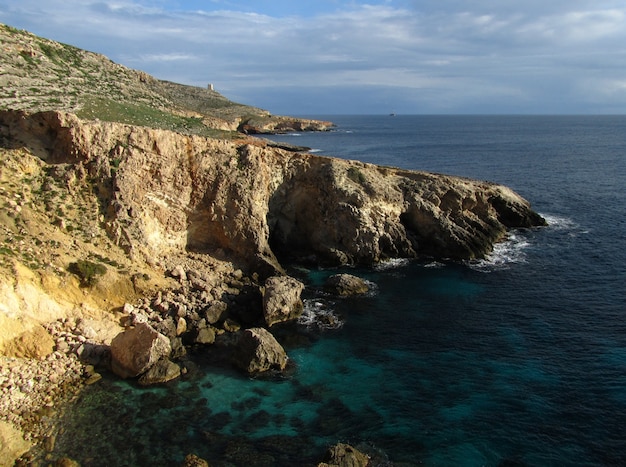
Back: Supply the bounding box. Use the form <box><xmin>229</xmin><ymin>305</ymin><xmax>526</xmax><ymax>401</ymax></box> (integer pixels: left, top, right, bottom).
<box><xmin>110</xmin><ymin>323</ymin><xmax>172</xmax><ymax>379</ymax></box>
<box><xmin>262</xmin><ymin>275</ymin><xmax>305</xmax><ymax>326</ymax></box>
<box><xmin>232</xmin><ymin>327</ymin><xmax>288</xmax><ymax>374</ymax></box>
<box><xmin>323</xmin><ymin>274</ymin><xmax>370</xmax><ymax>296</ymax></box>
<box><xmin>138</xmin><ymin>358</ymin><xmax>181</xmax><ymax>386</ymax></box>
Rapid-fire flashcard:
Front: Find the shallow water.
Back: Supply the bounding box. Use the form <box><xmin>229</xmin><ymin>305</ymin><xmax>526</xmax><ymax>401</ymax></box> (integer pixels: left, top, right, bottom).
<box><xmin>53</xmin><ymin>116</ymin><xmax>626</xmax><ymax>466</ymax></box>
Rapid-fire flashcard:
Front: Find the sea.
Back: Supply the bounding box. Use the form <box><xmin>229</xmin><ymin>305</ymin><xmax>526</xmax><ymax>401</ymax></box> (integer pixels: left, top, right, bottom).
<box><xmin>52</xmin><ymin>116</ymin><xmax>626</xmax><ymax>466</ymax></box>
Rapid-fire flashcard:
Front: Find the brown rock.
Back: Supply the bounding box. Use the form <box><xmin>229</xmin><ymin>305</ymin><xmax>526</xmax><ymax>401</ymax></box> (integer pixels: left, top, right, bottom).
<box><xmin>318</xmin><ymin>443</ymin><xmax>370</xmax><ymax>467</ymax></box>
<box><xmin>262</xmin><ymin>275</ymin><xmax>304</xmax><ymax>326</ymax></box>
<box><xmin>323</xmin><ymin>274</ymin><xmax>369</xmax><ymax>296</ymax></box>
<box><xmin>110</xmin><ymin>323</ymin><xmax>172</xmax><ymax>378</ymax></box>
<box><xmin>232</xmin><ymin>327</ymin><xmax>288</xmax><ymax>374</ymax></box>
<box><xmin>181</xmin><ymin>453</ymin><xmax>210</xmax><ymax>467</ymax></box>
<box><xmin>0</xmin><ymin>110</ymin><xmax>545</xmax><ymax>272</ymax></box>
<box><xmin>137</xmin><ymin>358</ymin><xmax>181</xmax><ymax>386</ymax></box>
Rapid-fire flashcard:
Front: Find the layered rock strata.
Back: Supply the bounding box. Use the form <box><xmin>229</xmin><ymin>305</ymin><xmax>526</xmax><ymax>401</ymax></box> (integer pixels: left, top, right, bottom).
<box><xmin>0</xmin><ymin>110</ymin><xmax>546</xmax><ymax>276</ymax></box>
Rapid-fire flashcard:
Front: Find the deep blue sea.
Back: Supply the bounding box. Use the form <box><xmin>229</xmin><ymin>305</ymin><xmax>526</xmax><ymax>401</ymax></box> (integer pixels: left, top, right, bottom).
<box><xmin>55</xmin><ymin>116</ymin><xmax>626</xmax><ymax>466</ymax></box>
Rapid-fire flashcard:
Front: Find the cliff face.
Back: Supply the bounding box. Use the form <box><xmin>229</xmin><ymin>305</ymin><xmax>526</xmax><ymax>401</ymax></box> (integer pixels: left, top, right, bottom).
<box><xmin>1</xmin><ymin>110</ymin><xmax>545</xmax><ymax>276</ymax></box>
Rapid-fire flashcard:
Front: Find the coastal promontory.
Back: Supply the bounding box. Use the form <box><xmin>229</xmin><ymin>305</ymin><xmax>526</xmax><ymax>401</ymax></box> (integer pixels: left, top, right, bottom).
<box><xmin>0</xmin><ymin>23</ymin><xmax>545</xmax><ymax>465</ymax></box>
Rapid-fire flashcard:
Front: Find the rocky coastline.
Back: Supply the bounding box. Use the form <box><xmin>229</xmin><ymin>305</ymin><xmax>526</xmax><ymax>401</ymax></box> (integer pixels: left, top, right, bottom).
<box><xmin>0</xmin><ymin>24</ymin><xmax>546</xmax><ymax>466</ymax></box>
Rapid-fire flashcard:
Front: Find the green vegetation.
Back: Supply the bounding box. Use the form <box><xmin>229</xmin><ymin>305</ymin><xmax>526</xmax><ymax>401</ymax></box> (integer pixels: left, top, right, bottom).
<box><xmin>347</xmin><ymin>167</ymin><xmax>367</xmax><ymax>185</ymax></box>
<box><xmin>68</xmin><ymin>259</ymin><xmax>107</xmax><ymax>287</ymax></box>
<box><xmin>76</xmin><ymin>97</ymin><xmax>239</xmax><ymax>138</ymax></box>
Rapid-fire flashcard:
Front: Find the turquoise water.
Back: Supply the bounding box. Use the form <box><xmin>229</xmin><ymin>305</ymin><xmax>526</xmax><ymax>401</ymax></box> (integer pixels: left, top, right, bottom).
<box><xmin>54</xmin><ymin>116</ymin><xmax>626</xmax><ymax>466</ymax></box>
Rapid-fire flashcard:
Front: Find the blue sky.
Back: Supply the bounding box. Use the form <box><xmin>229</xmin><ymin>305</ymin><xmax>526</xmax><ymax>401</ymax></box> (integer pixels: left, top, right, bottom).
<box><xmin>2</xmin><ymin>1</ymin><xmax>626</xmax><ymax>115</ymax></box>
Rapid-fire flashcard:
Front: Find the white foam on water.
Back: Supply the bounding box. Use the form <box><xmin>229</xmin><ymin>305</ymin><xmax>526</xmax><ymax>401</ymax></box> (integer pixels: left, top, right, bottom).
<box><xmin>298</xmin><ymin>299</ymin><xmax>344</xmax><ymax>330</ymax></box>
<box><xmin>374</xmin><ymin>258</ymin><xmax>410</xmax><ymax>271</ymax></box>
<box><xmin>541</xmin><ymin>213</ymin><xmax>579</xmax><ymax>231</ymax></box>
<box><xmin>470</xmin><ymin>231</ymin><xmax>530</xmax><ymax>271</ymax></box>
<box><xmin>308</xmin><ymin>148</ymin><xmax>322</xmax><ymax>153</ymax></box>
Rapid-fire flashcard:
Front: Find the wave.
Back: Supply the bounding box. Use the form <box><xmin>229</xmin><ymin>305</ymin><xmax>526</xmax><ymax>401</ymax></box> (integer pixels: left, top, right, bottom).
<box><xmin>298</xmin><ymin>299</ymin><xmax>344</xmax><ymax>330</ymax></box>
<box><xmin>470</xmin><ymin>231</ymin><xmax>530</xmax><ymax>272</ymax></box>
<box><xmin>541</xmin><ymin>213</ymin><xmax>579</xmax><ymax>231</ymax></box>
<box><xmin>308</xmin><ymin>148</ymin><xmax>322</xmax><ymax>153</ymax></box>
<box><xmin>374</xmin><ymin>258</ymin><xmax>410</xmax><ymax>271</ymax></box>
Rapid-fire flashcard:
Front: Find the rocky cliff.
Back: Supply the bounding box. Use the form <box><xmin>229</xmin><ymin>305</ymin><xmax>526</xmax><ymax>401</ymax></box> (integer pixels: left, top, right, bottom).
<box><xmin>1</xmin><ymin>109</ymin><xmax>544</xmax><ymax>273</ymax></box>
<box><xmin>0</xmin><ymin>23</ymin><xmax>546</xmax><ymax>465</ymax></box>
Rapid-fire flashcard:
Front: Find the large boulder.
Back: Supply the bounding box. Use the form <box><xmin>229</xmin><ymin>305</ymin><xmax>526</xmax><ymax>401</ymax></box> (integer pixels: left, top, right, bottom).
<box><xmin>232</xmin><ymin>327</ymin><xmax>288</xmax><ymax>374</ymax></box>
<box><xmin>324</xmin><ymin>274</ymin><xmax>369</xmax><ymax>296</ymax></box>
<box><xmin>262</xmin><ymin>275</ymin><xmax>305</xmax><ymax>326</ymax></box>
<box><xmin>318</xmin><ymin>443</ymin><xmax>370</xmax><ymax>467</ymax></box>
<box><xmin>110</xmin><ymin>323</ymin><xmax>172</xmax><ymax>378</ymax></box>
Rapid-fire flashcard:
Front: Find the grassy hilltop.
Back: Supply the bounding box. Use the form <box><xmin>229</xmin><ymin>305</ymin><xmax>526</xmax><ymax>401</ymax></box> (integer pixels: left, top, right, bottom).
<box><xmin>0</xmin><ymin>23</ymin><xmax>281</xmax><ymax>136</ymax></box>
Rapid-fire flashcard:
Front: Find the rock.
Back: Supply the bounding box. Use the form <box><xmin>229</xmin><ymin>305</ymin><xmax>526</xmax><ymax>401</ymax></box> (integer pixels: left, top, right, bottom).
<box><xmin>137</xmin><ymin>358</ymin><xmax>181</xmax><ymax>386</ymax></box>
<box><xmin>323</xmin><ymin>274</ymin><xmax>369</xmax><ymax>296</ymax></box>
<box><xmin>196</xmin><ymin>327</ymin><xmax>216</xmax><ymax>345</ymax></box>
<box><xmin>318</xmin><ymin>443</ymin><xmax>370</xmax><ymax>467</ymax></box>
<box><xmin>0</xmin><ymin>421</ymin><xmax>32</xmax><ymax>467</ymax></box>
<box><xmin>223</xmin><ymin>319</ymin><xmax>240</xmax><ymax>333</ymax></box>
<box><xmin>84</xmin><ymin>372</ymin><xmax>102</xmax><ymax>385</ymax></box>
<box><xmin>232</xmin><ymin>328</ymin><xmax>288</xmax><ymax>374</ymax></box>
<box><xmin>110</xmin><ymin>323</ymin><xmax>172</xmax><ymax>378</ymax></box>
<box><xmin>176</xmin><ymin>317</ymin><xmax>187</xmax><ymax>336</ymax></box>
<box><xmin>171</xmin><ymin>265</ymin><xmax>187</xmax><ymax>282</ymax></box>
<box><xmin>262</xmin><ymin>275</ymin><xmax>305</xmax><ymax>326</ymax></box>
<box><xmin>181</xmin><ymin>453</ymin><xmax>210</xmax><ymax>467</ymax></box>
<box><xmin>205</xmin><ymin>301</ymin><xmax>228</xmax><ymax>324</ymax></box>
<box><xmin>0</xmin><ymin>110</ymin><xmax>544</xmax><ymax>273</ymax></box>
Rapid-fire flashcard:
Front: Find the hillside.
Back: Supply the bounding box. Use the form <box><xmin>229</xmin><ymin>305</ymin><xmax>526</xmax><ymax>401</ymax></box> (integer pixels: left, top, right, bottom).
<box><xmin>0</xmin><ymin>23</ymin><xmax>331</xmax><ymax>136</ymax></box>
<box><xmin>0</xmin><ymin>24</ymin><xmax>545</xmax><ymax>465</ymax></box>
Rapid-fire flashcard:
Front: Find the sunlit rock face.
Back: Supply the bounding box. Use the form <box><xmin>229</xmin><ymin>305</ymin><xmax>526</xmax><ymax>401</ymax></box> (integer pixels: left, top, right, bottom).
<box><xmin>0</xmin><ymin>110</ymin><xmax>545</xmax><ymax>275</ymax></box>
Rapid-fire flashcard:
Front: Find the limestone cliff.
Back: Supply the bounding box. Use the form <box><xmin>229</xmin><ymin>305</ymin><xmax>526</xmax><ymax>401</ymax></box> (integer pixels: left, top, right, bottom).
<box><xmin>1</xmin><ymin>110</ymin><xmax>545</xmax><ymax>277</ymax></box>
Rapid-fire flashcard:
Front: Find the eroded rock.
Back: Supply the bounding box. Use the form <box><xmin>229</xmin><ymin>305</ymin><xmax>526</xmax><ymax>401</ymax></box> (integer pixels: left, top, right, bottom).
<box><xmin>262</xmin><ymin>275</ymin><xmax>305</xmax><ymax>326</ymax></box>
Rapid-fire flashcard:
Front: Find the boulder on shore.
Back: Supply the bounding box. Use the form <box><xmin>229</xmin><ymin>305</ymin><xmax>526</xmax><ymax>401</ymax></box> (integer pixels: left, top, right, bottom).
<box><xmin>262</xmin><ymin>275</ymin><xmax>305</xmax><ymax>326</ymax></box>
<box><xmin>110</xmin><ymin>323</ymin><xmax>172</xmax><ymax>379</ymax></box>
<box><xmin>324</xmin><ymin>274</ymin><xmax>370</xmax><ymax>296</ymax></box>
<box><xmin>232</xmin><ymin>327</ymin><xmax>288</xmax><ymax>374</ymax></box>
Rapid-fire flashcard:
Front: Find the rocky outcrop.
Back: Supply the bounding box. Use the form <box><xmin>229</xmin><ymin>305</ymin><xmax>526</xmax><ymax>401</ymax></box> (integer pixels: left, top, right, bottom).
<box><xmin>109</xmin><ymin>323</ymin><xmax>172</xmax><ymax>379</ymax></box>
<box><xmin>0</xmin><ymin>110</ymin><xmax>545</xmax><ymax>276</ymax></box>
<box><xmin>324</xmin><ymin>274</ymin><xmax>370</xmax><ymax>296</ymax></box>
<box><xmin>262</xmin><ymin>275</ymin><xmax>305</xmax><ymax>326</ymax></box>
<box><xmin>318</xmin><ymin>443</ymin><xmax>370</xmax><ymax>467</ymax></box>
<box><xmin>231</xmin><ymin>327</ymin><xmax>288</xmax><ymax>374</ymax></box>
<box><xmin>239</xmin><ymin>116</ymin><xmax>334</xmax><ymax>134</ymax></box>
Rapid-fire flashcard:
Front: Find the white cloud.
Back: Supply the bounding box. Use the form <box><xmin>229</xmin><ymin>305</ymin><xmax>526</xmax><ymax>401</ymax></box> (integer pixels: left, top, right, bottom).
<box><xmin>2</xmin><ymin>0</ymin><xmax>626</xmax><ymax>113</ymax></box>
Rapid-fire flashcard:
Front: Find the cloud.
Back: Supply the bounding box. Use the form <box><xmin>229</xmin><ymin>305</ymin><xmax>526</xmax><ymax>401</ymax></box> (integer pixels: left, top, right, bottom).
<box><xmin>2</xmin><ymin>0</ymin><xmax>626</xmax><ymax>113</ymax></box>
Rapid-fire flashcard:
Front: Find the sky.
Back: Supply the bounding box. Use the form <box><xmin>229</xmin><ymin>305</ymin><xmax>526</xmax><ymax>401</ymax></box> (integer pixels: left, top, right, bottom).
<box><xmin>2</xmin><ymin>0</ymin><xmax>626</xmax><ymax>115</ymax></box>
